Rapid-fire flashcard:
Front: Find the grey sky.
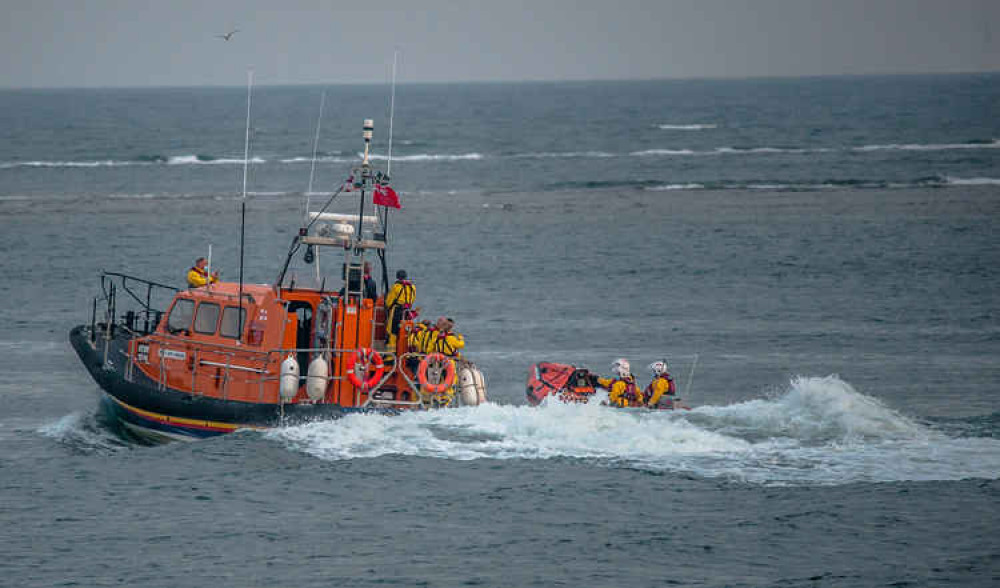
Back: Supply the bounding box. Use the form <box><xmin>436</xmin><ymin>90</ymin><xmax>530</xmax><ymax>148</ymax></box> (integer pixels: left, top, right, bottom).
<box><xmin>1</xmin><ymin>0</ymin><xmax>997</xmax><ymax>88</ymax></box>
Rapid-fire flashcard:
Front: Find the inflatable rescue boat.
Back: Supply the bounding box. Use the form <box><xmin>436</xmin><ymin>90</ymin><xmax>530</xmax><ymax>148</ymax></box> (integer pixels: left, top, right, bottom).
<box><xmin>526</xmin><ymin>362</ymin><xmax>688</xmax><ymax>410</ymax></box>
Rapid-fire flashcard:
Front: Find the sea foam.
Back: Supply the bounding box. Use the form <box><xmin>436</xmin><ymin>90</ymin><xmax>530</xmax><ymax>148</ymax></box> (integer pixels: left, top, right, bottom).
<box><xmin>268</xmin><ymin>375</ymin><xmax>1000</xmax><ymax>486</ymax></box>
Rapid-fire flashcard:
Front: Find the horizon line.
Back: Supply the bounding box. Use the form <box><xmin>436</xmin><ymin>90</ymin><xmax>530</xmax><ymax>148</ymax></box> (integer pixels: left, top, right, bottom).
<box><xmin>1</xmin><ymin>69</ymin><xmax>998</xmax><ymax>92</ymax></box>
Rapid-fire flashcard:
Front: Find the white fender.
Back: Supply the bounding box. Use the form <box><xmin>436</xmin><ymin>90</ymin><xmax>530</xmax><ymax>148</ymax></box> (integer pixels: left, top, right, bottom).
<box><xmin>458</xmin><ymin>364</ymin><xmax>487</xmax><ymax>406</ymax></box>
<box><xmin>473</xmin><ymin>366</ymin><xmax>488</xmax><ymax>405</ymax></box>
<box><xmin>306</xmin><ymin>356</ymin><xmax>329</xmax><ymax>402</ymax></box>
<box><xmin>279</xmin><ymin>355</ymin><xmax>300</xmax><ymax>402</ymax></box>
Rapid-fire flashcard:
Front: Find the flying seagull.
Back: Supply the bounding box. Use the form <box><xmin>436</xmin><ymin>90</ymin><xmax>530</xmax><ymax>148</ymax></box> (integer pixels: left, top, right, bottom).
<box><xmin>217</xmin><ymin>29</ymin><xmax>239</xmax><ymax>41</ymax></box>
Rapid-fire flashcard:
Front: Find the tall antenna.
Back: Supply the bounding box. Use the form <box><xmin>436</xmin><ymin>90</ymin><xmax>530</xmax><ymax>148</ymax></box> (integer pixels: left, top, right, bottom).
<box><xmin>387</xmin><ymin>50</ymin><xmax>398</xmax><ymax>178</ymax></box>
<box><xmin>305</xmin><ymin>89</ymin><xmax>327</xmax><ymax>223</ymax></box>
<box><xmin>379</xmin><ymin>50</ymin><xmax>399</xmax><ymax>293</ymax></box>
<box><xmin>238</xmin><ymin>69</ymin><xmax>253</xmax><ymax>342</ymax></box>
<box><xmin>242</xmin><ymin>70</ymin><xmax>253</xmax><ymax>201</ymax></box>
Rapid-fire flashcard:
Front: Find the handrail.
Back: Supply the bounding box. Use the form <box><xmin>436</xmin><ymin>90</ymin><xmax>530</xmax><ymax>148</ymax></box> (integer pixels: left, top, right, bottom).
<box><xmin>102</xmin><ymin>271</ymin><xmax>178</xmax><ymax>293</ymax></box>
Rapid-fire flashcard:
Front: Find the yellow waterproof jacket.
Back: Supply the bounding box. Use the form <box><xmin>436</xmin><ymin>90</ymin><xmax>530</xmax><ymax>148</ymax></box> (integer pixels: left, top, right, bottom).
<box><xmin>186</xmin><ymin>267</ymin><xmax>218</xmax><ymax>288</ymax></box>
<box><xmin>433</xmin><ymin>330</ymin><xmax>465</xmax><ymax>358</ymax></box>
<box><xmin>596</xmin><ymin>376</ymin><xmax>644</xmax><ymax>408</ymax></box>
<box><xmin>644</xmin><ymin>375</ymin><xmax>676</xmax><ymax>406</ymax></box>
<box><xmin>407</xmin><ymin>324</ymin><xmax>433</xmax><ymax>352</ymax></box>
<box><xmin>385</xmin><ymin>280</ymin><xmax>415</xmax><ymax>312</ymax></box>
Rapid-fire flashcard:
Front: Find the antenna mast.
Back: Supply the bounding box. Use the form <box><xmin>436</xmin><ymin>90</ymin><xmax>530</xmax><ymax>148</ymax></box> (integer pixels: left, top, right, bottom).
<box><xmin>387</xmin><ymin>50</ymin><xmax>397</xmax><ymax>178</ymax></box>
<box><xmin>379</xmin><ymin>50</ymin><xmax>399</xmax><ymax>292</ymax></box>
<box><xmin>306</xmin><ymin>89</ymin><xmax>327</xmax><ymax>222</ymax></box>
<box><xmin>238</xmin><ymin>69</ymin><xmax>253</xmax><ymax>342</ymax></box>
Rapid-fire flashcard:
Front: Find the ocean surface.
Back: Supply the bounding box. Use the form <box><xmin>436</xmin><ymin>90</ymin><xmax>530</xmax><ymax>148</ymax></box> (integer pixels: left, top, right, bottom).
<box><xmin>1</xmin><ymin>74</ymin><xmax>998</xmax><ymax>587</ymax></box>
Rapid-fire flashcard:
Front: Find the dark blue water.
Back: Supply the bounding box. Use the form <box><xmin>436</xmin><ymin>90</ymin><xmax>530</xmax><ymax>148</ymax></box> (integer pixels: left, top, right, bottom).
<box><xmin>1</xmin><ymin>75</ymin><xmax>998</xmax><ymax>587</ymax></box>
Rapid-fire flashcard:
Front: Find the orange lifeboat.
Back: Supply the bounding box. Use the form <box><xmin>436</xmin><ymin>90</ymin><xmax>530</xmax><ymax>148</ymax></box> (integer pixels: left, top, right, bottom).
<box><xmin>69</xmin><ymin>118</ymin><xmax>485</xmax><ymax>442</ymax></box>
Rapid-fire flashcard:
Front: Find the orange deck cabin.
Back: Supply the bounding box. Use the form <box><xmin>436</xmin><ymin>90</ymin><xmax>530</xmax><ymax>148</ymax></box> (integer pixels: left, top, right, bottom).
<box><xmin>136</xmin><ymin>281</ymin><xmax>419</xmax><ymax>408</ymax></box>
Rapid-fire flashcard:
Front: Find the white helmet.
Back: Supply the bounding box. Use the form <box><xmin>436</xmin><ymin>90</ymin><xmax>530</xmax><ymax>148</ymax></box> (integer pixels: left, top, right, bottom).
<box><xmin>611</xmin><ymin>358</ymin><xmax>631</xmax><ymax>378</ymax></box>
<box><xmin>648</xmin><ymin>360</ymin><xmax>668</xmax><ymax>376</ymax></box>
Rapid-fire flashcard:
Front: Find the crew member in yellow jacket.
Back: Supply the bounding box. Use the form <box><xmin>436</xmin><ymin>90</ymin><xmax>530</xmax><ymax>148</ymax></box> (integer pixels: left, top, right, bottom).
<box><xmin>384</xmin><ymin>269</ymin><xmax>416</xmax><ymax>347</ymax></box>
<box><xmin>594</xmin><ymin>358</ymin><xmax>644</xmax><ymax>408</ymax></box>
<box><xmin>431</xmin><ymin>317</ymin><xmax>465</xmax><ymax>359</ymax></box>
<box><xmin>643</xmin><ymin>360</ymin><xmax>677</xmax><ymax>407</ymax></box>
<box><xmin>406</xmin><ymin>316</ymin><xmax>465</xmax><ymax>370</ymax></box>
<box><xmin>186</xmin><ymin>257</ymin><xmax>219</xmax><ymax>288</ymax></box>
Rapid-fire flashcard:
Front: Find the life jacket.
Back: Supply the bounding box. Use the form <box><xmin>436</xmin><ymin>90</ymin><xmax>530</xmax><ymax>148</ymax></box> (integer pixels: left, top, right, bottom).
<box><xmin>387</xmin><ymin>280</ymin><xmax>416</xmax><ymax>318</ymax></box>
<box><xmin>187</xmin><ymin>266</ymin><xmax>214</xmax><ymax>287</ymax></box>
<box><xmin>643</xmin><ymin>374</ymin><xmax>676</xmax><ymax>399</ymax></box>
<box><xmin>433</xmin><ymin>329</ymin><xmax>463</xmax><ymax>357</ymax></box>
<box><xmin>612</xmin><ymin>375</ymin><xmax>641</xmax><ymax>405</ymax></box>
<box><xmin>413</xmin><ymin>326</ymin><xmax>438</xmax><ymax>354</ymax></box>
<box><xmin>407</xmin><ymin>323</ymin><xmax>428</xmax><ymax>350</ymax></box>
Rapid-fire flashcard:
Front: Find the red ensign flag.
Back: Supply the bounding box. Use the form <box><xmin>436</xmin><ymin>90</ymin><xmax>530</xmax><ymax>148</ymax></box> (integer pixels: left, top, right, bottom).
<box><xmin>374</xmin><ymin>184</ymin><xmax>401</xmax><ymax>209</ymax></box>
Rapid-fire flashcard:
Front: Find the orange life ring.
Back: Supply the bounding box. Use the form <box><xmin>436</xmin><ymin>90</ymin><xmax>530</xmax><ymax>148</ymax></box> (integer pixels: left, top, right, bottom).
<box><xmin>417</xmin><ymin>353</ymin><xmax>456</xmax><ymax>393</ymax></box>
<box><xmin>346</xmin><ymin>347</ymin><xmax>385</xmax><ymax>391</ymax></box>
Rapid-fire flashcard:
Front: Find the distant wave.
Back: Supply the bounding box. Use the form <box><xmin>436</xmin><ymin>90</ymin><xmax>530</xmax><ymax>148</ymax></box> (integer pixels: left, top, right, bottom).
<box><xmin>367</xmin><ymin>152</ymin><xmax>484</xmax><ymax>162</ymax></box>
<box><xmin>107</xmin><ymin>193</ymin><xmax>156</xmax><ymax>199</ymax></box>
<box><xmin>167</xmin><ymin>155</ymin><xmax>266</xmax><ymax>165</ymax></box>
<box><xmin>2</xmin><ymin>139</ymin><xmax>996</xmax><ymax>171</ymax></box>
<box><xmin>941</xmin><ymin>176</ymin><xmax>1000</xmax><ymax>186</ymax></box>
<box><xmin>0</xmin><ymin>154</ymin><xmax>266</xmax><ymax>169</ymax></box>
<box><xmin>0</xmin><ymin>159</ymin><xmax>132</xmax><ymax>169</ymax></box>
<box><xmin>511</xmin><ymin>151</ymin><xmax>617</xmax><ymax>159</ymax></box>
<box><xmin>632</xmin><ymin>146</ymin><xmax>831</xmax><ymax>157</ymax></box>
<box><xmin>631</xmin><ymin>141</ymin><xmax>1000</xmax><ymax>157</ymax></box>
<box><xmin>657</xmin><ymin>123</ymin><xmax>718</xmax><ymax>130</ymax></box>
<box><xmin>643</xmin><ymin>175</ymin><xmax>1000</xmax><ymax>192</ymax></box>
<box><xmin>647</xmin><ymin>183</ymin><xmax>706</xmax><ymax>191</ymax></box>
<box><xmin>853</xmin><ymin>139</ymin><xmax>1000</xmax><ymax>152</ymax></box>
<box><xmin>280</xmin><ymin>155</ymin><xmax>354</xmax><ymax>164</ymax></box>
<box><xmin>631</xmin><ymin>148</ymin><xmax>700</xmax><ymax>156</ymax></box>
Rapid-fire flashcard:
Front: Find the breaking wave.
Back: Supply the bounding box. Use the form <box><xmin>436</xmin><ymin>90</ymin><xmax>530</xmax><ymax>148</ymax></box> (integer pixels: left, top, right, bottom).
<box><xmin>269</xmin><ymin>376</ymin><xmax>1000</xmax><ymax>486</ymax></box>
<box><xmin>37</xmin><ymin>413</ymin><xmax>130</xmax><ymax>455</ymax></box>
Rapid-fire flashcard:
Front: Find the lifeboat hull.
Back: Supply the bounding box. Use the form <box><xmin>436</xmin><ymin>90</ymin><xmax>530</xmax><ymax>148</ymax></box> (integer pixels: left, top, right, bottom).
<box><xmin>70</xmin><ymin>325</ymin><xmax>395</xmax><ymax>441</ymax></box>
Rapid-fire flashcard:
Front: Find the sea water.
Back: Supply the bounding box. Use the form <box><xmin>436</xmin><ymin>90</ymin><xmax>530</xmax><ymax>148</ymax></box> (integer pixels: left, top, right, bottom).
<box><xmin>0</xmin><ymin>75</ymin><xmax>998</xmax><ymax>587</ymax></box>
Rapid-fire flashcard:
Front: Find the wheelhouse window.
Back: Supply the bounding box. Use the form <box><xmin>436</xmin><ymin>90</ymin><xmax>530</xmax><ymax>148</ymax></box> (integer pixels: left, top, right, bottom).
<box><xmin>220</xmin><ymin>306</ymin><xmax>247</xmax><ymax>339</ymax></box>
<box><xmin>166</xmin><ymin>299</ymin><xmax>195</xmax><ymax>333</ymax></box>
<box><xmin>194</xmin><ymin>303</ymin><xmax>221</xmax><ymax>335</ymax></box>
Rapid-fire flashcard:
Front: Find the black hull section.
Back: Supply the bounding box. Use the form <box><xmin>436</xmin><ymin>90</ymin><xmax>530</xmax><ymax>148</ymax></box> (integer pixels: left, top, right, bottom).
<box><xmin>69</xmin><ymin>325</ymin><xmax>393</xmax><ymax>437</ymax></box>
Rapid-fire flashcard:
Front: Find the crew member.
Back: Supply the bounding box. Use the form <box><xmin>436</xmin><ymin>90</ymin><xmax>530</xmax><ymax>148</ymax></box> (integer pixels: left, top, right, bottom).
<box><xmin>385</xmin><ymin>269</ymin><xmax>416</xmax><ymax>347</ymax></box>
<box><xmin>431</xmin><ymin>317</ymin><xmax>464</xmax><ymax>359</ymax></box>
<box><xmin>594</xmin><ymin>358</ymin><xmax>644</xmax><ymax>408</ymax></box>
<box><xmin>187</xmin><ymin>257</ymin><xmax>219</xmax><ymax>288</ymax></box>
<box><xmin>363</xmin><ymin>262</ymin><xmax>378</xmax><ymax>301</ymax></box>
<box><xmin>644</xmin><ymin>360</ymin><xmax>676</xmax><ymax>408</ymax></box>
